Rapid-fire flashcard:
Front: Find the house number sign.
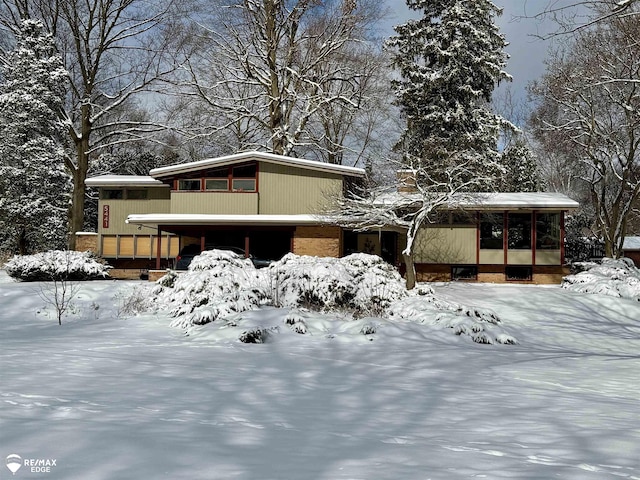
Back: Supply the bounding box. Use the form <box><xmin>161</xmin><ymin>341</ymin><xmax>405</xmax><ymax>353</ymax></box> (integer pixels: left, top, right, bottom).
<box><xmin>103</xmin><ymin>205</ymin><xmax>110</xmax><ymax>229</ymax></box>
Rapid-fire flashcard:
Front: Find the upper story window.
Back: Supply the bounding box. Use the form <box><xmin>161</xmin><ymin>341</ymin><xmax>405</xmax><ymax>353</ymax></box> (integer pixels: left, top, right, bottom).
<box><xmin>178</xmin><ymin>179</ymin><xmax>201</xmax><ymax>191</ymax></box>
<box><xmin>231</xmin><ymin>164</ymin><xmax>256</xmax><ymax>192</ymax></box>
<box><xmin>126</xmin><ymin>189</ymin><xmax>148</xmax><ymax>200</ymax></box>
<box><xmin>102</xmin><ymin>189</ymin><xmax>124</xmax><ymax>199</ymax></box>
<box><xmin>480</xmin><ymin>213</ymin><xmax>504</xmax><ymax>249</ymax></box>
<box><xmin>176</xmin><ymin>163</ymin><xmax>258</xmax><ymax>192</ymax></box>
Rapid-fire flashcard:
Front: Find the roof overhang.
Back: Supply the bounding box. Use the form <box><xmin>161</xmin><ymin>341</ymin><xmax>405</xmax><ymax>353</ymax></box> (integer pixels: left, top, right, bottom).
<box><xmin>622</xmin><ymin>236</ymin><xmax>640</xmax><ymax>250</ymax></box>
<box><xmin>149</xmin><ymin>151</ymin><xmax>366</xmax><ymax>178</ymax></box>
<box><xmin>85</xmin><ymin>175</ymin><xmax>167</xmax><ymax>188</ymax></box>
<box><xmin>376</xmin><ymin>192</ymin><xmax>580</xmax><ymax>211</ymax></box>
<box><xmin>126</xmin><ymin>214</ymin><xmax>326</xmax><ymax>227</ymax></box>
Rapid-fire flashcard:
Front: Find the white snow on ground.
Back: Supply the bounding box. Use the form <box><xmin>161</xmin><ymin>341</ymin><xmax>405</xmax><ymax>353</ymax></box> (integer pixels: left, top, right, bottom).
<box><xmin>1</xmin><ymin>269</ymin><xmax>640</xmax><ymax>479</ymax></box>
<box><xmin>562</xmin><ymin>257</ymin><xmax>640</xmax><ymax>301</ymax></box>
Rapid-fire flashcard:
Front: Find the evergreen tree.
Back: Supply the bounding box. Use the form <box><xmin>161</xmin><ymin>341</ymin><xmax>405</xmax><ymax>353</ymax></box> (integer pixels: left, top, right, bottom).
<box><xmin>0</xmin><ymin>19</ymin><xmax>71</xmax><ymax>254</ymax></box>
<box><xmin>388</xmin><ymin>0</ymin><xmax>512</xmax><ymax>189</ymax></box>
<box><xmin>499</xmin><ymin>139</ymin><xmax>542</xmax><ymax>192</ymax></box>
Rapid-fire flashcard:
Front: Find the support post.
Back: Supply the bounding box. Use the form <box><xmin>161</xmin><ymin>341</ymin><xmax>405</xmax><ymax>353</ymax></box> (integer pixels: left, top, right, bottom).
<box><xmin>156</xmin><ymin>226</ymin><xmax>162</xmax><ymax>270</ymax></box>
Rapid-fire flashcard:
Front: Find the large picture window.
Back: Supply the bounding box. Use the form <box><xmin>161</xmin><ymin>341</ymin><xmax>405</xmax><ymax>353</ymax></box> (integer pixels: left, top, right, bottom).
<box><xmin>508</xmin><ymin>213</ymin><xmax>532</xmax><ymax>249</ymax></box>
<box><xmin>536</xmin><ymin>213</ymin><xmax>561</xmax><ymax>249</ymax></box>
<box><xmin>480</xmin><ymin>213</ymin><xmax>504</xmax><ymax>249</ymax></box>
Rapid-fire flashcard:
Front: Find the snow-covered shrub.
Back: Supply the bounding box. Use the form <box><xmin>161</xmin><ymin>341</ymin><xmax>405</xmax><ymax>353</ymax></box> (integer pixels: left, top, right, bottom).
<box><xmin>149</xmin><ymin>249</ymin><xmax>270</xmax><ymax>329</ymax></box>
<box><xmin>562</xmin><ymin>257</ymin><xmax>640</xmax><ymax>301</ymax></box>
<box><xmin>270</xmin><ymin>253</ymin><xmax>407</xmax><ymax>315</ymax></box>
<box><xmin>4</xmin><ymin>250</ymin><xmax>111</xmax><ymax>281</ymax></box>
<box><xmin>388</xmin><ymin>293</ymin><xmax>517</xmax><ymax>345</ymax></box>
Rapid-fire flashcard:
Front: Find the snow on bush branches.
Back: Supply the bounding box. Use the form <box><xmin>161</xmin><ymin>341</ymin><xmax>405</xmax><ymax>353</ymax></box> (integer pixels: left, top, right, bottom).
<box><xmin>562</xmin><ymin>257</ymin><xmax>640</xmax><ymax>301</ymax></box>
<box><xmin>146</xmin><ymin>250</ymin><xmax>516</xmax><ymax>345</ymax></box>
<box><xmin>4</xmin><ymin>250</ymin><xmax>111</xmax><ymax>281</ymax></box>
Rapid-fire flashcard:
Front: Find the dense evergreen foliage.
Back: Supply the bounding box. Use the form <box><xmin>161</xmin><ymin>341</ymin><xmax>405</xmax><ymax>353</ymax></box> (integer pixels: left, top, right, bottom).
<box><xmin>0</xmin><ymin>20</ymin><xmax>71</xmax><ymax>254</ymax></box>
<box><xmin>388</xmin><ymin>0</ymin><xmax>512</xmax><ymax>188</ymax></box>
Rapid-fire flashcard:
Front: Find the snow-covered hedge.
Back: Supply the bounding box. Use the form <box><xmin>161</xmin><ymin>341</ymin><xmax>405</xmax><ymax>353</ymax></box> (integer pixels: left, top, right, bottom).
<box><xmin>151</xmin><ymin>251</ymin><xmax>407</xmax><ymax>329</ymax></box>
<box><xmin>4</xmin><ymin>250</ymin><xmax>111</xmax><ymax>281</ymax></box>
<box><xmin>388</xmin><ymin>294</ymin><xmax>517</xmax><ymax>345</ymax></box>
<box><xmin>143</xmin><ymin>250</ymin><xmax>517</xmax><ymax>346</ymax></box>
<box><xmin>562</xmin><ymin>257</ymin><xmax>640</xmax><ymax>301</ymax></box>
<box><xmin>270</xmin><ymin>253</ymin><xmax>408</xmax><ymax>315</ymax></box>
<box><xmin>151</xmin><ymin>250</ymin><xmax>271</xmax><ymax>329</ymax></box>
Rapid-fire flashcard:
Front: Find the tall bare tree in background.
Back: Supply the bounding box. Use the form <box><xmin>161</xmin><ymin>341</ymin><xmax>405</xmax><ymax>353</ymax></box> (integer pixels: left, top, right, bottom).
<box><xmin>179</xmin><ymin>0</ymin><xmax>392</xmax><ymax>165</ymax></box>
<box><xmin>530</xmin><ymin>1</ymin><xmax>640</xmax><ymax>258</ymax></box>
<box><xmin>0</xmin><ymin>0</ymin><xmax>189</xmax><ymax>248</ymax></box>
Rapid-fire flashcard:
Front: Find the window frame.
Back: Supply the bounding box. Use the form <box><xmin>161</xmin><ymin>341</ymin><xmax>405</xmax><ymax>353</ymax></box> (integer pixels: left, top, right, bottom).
<box><xmin>480</xmin><ymin>213</ymin><xmax>504</xmax><ymax>250</ymax></box>
<box><xmin>174</xmin><ymin>163</ymin><xmax>258</xmax><ymax>193</ymax></box>
<box><xmin>507</xmin><ymin>213</ymin><xmax>533</xmax><ymax>250</ymax></box>
<box><xmin>452</xmin><ymin>265</ymin><xmax>478</xmax><ymax>281</ymax></box>
<box><xmin>536</xmin><ymin>212</ymin><xmax>561</xmax><ymax>250</ymax></box>
<box><xmin>204</xmin><ymin>178</ymin><xmax>229</xmax><ymax>191</ymax></box>
<box><xmin>505</xmin><ymin>266</ymin><xmax>533</xmax><ymax>282</ymax></box>
<box><xmin>177</xmin><ymin>178</ymin><xmax>202</xmax><ymax>191</ymax></box>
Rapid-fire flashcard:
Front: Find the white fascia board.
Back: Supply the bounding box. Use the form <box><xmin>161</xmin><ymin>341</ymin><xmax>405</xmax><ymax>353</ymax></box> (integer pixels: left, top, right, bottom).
<box><xmin>377</xmin><ymin>192</ymin><xmax>579</xmax><ymax>210</ymax></box>
<box><xmin>126</xmin><ymin>214</ymin><xmax>325</xmax><ymax>226</ymax></box>
<box><xmin>85</xmin><ymin>175</ymin><xmax>167</xmax><ymax>187</ymax></box>
<box><xmin>149</xmin><ymin>151</ymin><xmax>366</xmax><ymax>178</ymax></box>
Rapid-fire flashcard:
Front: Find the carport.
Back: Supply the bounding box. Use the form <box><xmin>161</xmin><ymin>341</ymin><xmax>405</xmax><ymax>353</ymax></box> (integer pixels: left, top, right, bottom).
<box><xmin>125</xmin><ymin>214</ymin><xmax>323</xmax><ymax>269</ymax></box>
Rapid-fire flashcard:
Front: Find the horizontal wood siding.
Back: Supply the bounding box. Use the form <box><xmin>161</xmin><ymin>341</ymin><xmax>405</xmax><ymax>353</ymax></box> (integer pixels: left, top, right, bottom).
<box><xmin>259</xmin><ymin>162</ymin><xmax>342</xmax><ymax>214</ymax></box>
<box><xmin>170</xmin><ymin>192</ymin><xmax>258</xmax><ymax>214</ymax></box>
<box><xmin>98</xmin><ymin>198</ymin><xmax>171</xmax><ymax>235</ymax></box>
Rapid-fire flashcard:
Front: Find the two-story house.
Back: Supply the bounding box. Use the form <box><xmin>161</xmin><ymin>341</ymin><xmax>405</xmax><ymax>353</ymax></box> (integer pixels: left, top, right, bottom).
<box><xmin>83</xmin><ymin>151</ymin><xmax>578</xmax><ymax>283</ymax></box>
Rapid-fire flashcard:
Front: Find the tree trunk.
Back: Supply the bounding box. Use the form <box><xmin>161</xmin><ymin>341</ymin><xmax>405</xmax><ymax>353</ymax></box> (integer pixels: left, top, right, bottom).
<box><xmin>402</xmin><ymin>253</ymin><xmax>416</xmax><ymax>290</ymax></box>
<box><xmin>67</xmin><ymin>104</ymin><xmax>91</xmax><ymax>250</ymax></box>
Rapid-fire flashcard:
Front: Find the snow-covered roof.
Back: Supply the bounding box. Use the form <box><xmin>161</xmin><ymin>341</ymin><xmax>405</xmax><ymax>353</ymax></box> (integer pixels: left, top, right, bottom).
<box><xmin>149</xmin><ymin>151</ymin><xmax>366</xmax><ymax>178</ymax></box>
<box><xmin>376</xmin><ymin>192</ymin><xmax>579</xmax><ymax>210</ymax></box>
<box><xmin>85</xmin><ymin>175</ymin><xmax>167</xmax><ymax>187</ymax></box>
<box><xmin>623</xmin><ymin>236</ymin><xmax>640</xmax><ymax>250</ymax></box>
<box><xmin>126</xmin><ymin>214</ymin><xmax>325</xmax><ymax>227</ymax></box>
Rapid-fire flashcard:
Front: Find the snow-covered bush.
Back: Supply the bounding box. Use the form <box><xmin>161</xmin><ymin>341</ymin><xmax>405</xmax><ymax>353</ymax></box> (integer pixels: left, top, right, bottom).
<box><xmin>4</xmin><ymin>250</ymin><xmax>111</xmax><ymax>281</ymax></box>
<box><xmin>270</xmin><ymin>253</ymin><xmax>407</xmax><ymax>315</ymax></box>
<box><xmin>140</xmin><ymin>250</ymin><xmax>517</xmax><ymax>346</ymax></box>
<box><xmin>150</xmin><ymin>250</ymin><xmax>270</xmax><ymax>329</ymax></box>
<box><xmin>562</xmin><ymin>257</ymin><xmax>640</xmax><ymax>301</ymax></box>
<box><xmin>388</xmin><ymin>293</ymin><xmax>517</xmax><ymax>345</ymax></box>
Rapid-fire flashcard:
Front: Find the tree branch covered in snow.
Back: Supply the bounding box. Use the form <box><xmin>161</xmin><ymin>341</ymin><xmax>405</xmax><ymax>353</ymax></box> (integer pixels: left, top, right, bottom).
<box><xmin>0</xmin><ymin>0</ymin><xmax>191</xmax><ymax>248</ymax></box>
<box><xmin>529</xmin><ymin>9</ymin><xmax>640</xmax><ymax>258</ymax></box>
<box><xmin>176</xmin><ymin>0</ymin><xmax>392</xmax><ymax>164</ymax></box>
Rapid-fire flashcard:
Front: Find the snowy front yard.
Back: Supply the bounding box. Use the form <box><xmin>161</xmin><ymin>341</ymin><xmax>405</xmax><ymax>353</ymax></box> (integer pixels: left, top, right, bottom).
<box><xmin>1</xmin><ymin>270</ymin><xmax>640</xmax><ymax>479</ymax></box>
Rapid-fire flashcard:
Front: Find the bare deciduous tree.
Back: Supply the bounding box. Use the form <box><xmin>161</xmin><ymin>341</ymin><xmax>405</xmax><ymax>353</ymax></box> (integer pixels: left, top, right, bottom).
<box><xmin>329</xmin><ymin>156</ymin><xmax>492</xmax><ymax>289</ymax></box>
<box><xmin>530</xmin><ymin>7</ymin><xmax>640</xmax><ymax>257</ymax></box>
<box><xmin>180</xmin><ymin>0</ymin><xmax>390</xmax><ymax>164</ymax></box>
<box><xmin>0</xmin><ymin>0</ymin><xmax>189</xmax><ymax>248</ymax></box>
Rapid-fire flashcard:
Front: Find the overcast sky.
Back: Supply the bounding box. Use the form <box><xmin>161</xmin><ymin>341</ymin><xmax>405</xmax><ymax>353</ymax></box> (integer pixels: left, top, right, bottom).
<box><xmin>382</xmin><ymin>1</ymin><xmax>580</xmax><ymax>115</ymax></box>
